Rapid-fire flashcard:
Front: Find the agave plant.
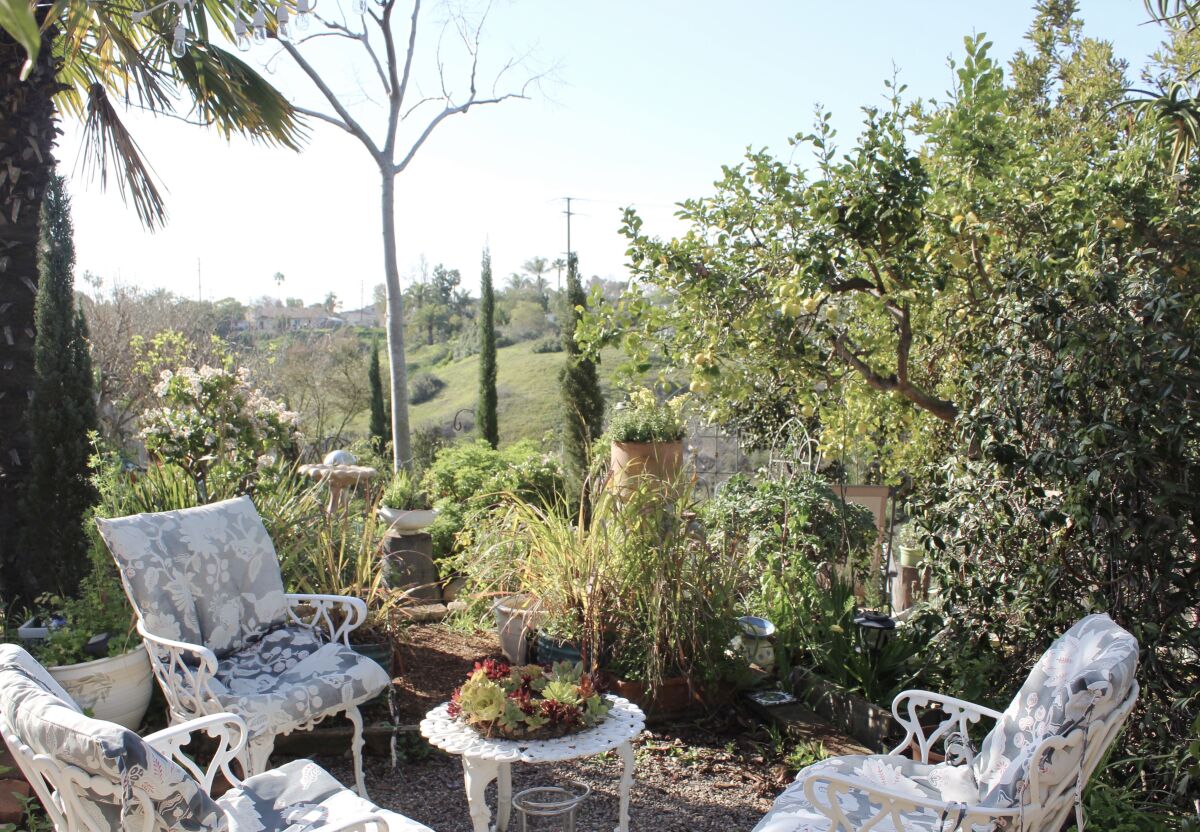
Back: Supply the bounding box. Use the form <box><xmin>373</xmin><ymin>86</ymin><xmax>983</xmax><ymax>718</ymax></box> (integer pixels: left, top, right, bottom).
<box><xmin>0</xmin><ymin>0</ymin><xmax>304</xmax><ymax>596</ymax></box>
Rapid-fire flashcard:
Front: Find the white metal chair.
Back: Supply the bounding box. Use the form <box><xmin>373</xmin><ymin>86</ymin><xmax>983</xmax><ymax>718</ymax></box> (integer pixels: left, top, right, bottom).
<box><xmin>0</xmin><ymin>644</ymin><xmax>431</xmax><ymax>832</ymax></box>
<box><xmin>96</xmin><ymin>495</ymin><xmax>390</xmax><ymax>797</ymax></box>
<box><xmin>754</xmin><ymin>613</ymin><xmax>1139</xmax><ymax>832</ymax></box>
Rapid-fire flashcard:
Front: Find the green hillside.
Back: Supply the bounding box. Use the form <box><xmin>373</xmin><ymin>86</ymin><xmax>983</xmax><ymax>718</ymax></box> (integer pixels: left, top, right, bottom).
<box><xmin>372</xmin><ymin>340</ymin><xmax>627</xmax><ymax>446</ymax></box>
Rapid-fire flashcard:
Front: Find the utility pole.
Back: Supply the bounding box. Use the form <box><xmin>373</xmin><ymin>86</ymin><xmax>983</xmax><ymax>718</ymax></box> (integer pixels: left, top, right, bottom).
<box><xmin>563</xmin><ymin>197</ymin><xmax>575</xmax><ymax>261</ymax></box>
<box><xmin>197</xmin><ymin>257</ymin><xmax>202</xmax><ymax>302</ymax></box>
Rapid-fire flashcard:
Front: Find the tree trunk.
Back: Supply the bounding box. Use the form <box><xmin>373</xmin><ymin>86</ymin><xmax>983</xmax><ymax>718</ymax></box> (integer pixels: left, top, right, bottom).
<box><xmin>0</xmin><ymin>29</ymin><xmax>60</xmax><ymax>601</ymax></box>
<box><xmin>380</xmin><ymin>172</ymin><xmax>412</xmax><ymax>471</ymax></box>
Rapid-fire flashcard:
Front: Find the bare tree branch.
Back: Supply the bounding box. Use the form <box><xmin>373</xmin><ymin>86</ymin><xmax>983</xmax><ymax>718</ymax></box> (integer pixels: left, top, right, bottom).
<box><xmin>292</xmin><ymin>105</ymin><xmax>353</xmax><ymax>134</ymax></box>
<box><xmin>393</xmin><ymin>90</ymin><xmax>530</xmax><ymax>174</ymax></box>
<box><xmin>281</xmin><ymin>40</ymin><xmax>382</xmax><ymax>159</ymax></box>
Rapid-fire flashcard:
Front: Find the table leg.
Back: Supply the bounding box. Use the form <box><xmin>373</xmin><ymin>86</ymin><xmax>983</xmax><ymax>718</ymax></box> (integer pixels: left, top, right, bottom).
<box><xmin>496</xmin><ymin>762</ymin><xmax>512</xmax><ymax>831</ymax></box>
<box><xmin>616</xmin><ymin>741</ymin><xmax>635</xmax><ymax>832</ymax></box>
<box><xmin>462</xmin><ymin>757</ymin><xmax>499</xmax><ymax>832</ymax></box>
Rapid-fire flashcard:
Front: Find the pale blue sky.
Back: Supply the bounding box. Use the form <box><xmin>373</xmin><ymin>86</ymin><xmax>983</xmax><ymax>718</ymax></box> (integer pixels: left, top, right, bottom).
<box><xmin>61</xmin><ymin>1</ymin><xmax>1167</xmax><ymax>306</ymax></box>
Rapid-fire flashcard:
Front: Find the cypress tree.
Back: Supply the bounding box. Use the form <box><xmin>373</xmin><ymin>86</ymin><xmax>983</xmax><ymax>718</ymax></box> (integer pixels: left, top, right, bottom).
<box><xmin>477</xmin><ymin>247</ymin><xmax>499</xmax><ymax>448</ymax></box>
<box><xmin>19</xmin><ymin>174</ymin><xmax>98</xmax><ymax>597</ymax></box>
<box><xmin>558</xmin><ymin>254</ymin><xmax>605</xmax><ymax>483</ymax></box>
<box><xmin>368</xmin><ymin>338</ymin><xmax>389</xmax><ymax>451</ymax></box>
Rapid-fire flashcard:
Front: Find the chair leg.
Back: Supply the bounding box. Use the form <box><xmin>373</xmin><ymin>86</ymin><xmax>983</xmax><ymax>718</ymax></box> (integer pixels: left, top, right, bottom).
<box><xmin>346</xmin><ymin>704</ymin><xmax>368</xmax><ymax>798</ymax></box>
<box><xmin>239</xmin><ymin>734</ymin><xmax>276</xmax><ymax>779</ymax></box>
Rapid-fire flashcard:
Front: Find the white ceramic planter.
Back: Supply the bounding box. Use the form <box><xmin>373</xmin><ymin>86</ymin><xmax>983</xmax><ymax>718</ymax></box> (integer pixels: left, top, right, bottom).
<box><xmin>48</xmin><ymin>647</ymin><xmax>153</xmax><ymax>730</ymax></box>
<box><xmin>378</xmin><ymin>506</ymin><xmax>438</xmax><ymax>533</ymax></box>
<box><xmin>492</xmin><ymin>594</ymin><xmax>544</xmax><ymax>665</ymax></box>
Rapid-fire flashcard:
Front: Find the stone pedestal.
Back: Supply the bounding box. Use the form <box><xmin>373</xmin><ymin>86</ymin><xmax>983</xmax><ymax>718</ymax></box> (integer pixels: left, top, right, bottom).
<box><xmin>382</xmin><ymin>532</ymin><xmax>441</xmax><ymax>602</ymax></box>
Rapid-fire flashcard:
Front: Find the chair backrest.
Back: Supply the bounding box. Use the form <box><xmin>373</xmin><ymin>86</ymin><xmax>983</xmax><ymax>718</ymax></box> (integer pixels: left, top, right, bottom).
<box><xmin>96</xmin><ymin>495</ymin><xmax>288</xmax><ymax>658</ymax></box>
<box><xmin>0</xmin><ymin>645</ymin><xmax>225</xmax><ymax>832</ymax></box>
<box><xmin>972</xmin><ymin>613</ymin><xmax>1138</xmax><ymax>807</ymax></box>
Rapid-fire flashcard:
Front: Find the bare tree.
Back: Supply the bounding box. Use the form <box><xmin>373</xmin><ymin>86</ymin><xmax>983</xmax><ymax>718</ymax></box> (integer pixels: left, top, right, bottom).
<box><xmin>275</xmin><ymin>0</ymin><xmax>545</xmax><ymax>471</ymax></box>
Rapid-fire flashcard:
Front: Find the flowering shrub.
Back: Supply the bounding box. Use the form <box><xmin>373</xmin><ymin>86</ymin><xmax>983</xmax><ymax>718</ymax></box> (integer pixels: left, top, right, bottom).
<box><xmin>448</xmin><ymin>659</ymin><xmax>611</xmax><ymax>739</ymax></box>
<box><xmin>140</xmin><ymin>365</ymin><xmax>300</xmax><ymax>500</ymax></box>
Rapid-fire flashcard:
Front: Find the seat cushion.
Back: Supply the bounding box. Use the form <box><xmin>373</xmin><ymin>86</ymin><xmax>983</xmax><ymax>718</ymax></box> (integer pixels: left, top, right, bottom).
<box><xmin>206</xmin><ymin>629</ymin><xmax>390</xmax><ymax>736</ymax></box>
<box><xmin>753</xmin><ymin>756</ymin><xmax>993</xmax><ymax>832</ymax></box>
<box><xmin>219</xmin><ymin>759</ymin><xmax>433</xmax><ymax>831</ymax></box>
<box><xmin>971</xmin><ymin>613</ymin><xmax>1138</xmax><ymax>806</ymax></box>
<box><xmin>0</xmin><ymin>645</ymin><xmax>225</xmax><ymax>832</ymax></box>
<box><xmin>97</xmin><ymin>495</ymin><xmax>289</xmax><ymax>657</ymax></box>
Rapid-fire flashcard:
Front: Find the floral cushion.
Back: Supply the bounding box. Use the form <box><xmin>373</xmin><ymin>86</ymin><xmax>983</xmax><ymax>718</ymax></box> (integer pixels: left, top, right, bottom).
<box><xmin>218</xmin><ymin>759</ymin><xmax>434</xmax><ymax>831</ymax></box>
<box><xmin>203</xmin><ymin>628</ymin><xmax>390</xmax><ymax>737</ymax></box>
<box><xmin>96</xmin><ymin>495</ymin><xmax>289</xmax><ymax>658</ymax></box>
<box><xmin>753</xmin><ymin>755</ymin><xmax>993</xmax><ymax>832</ymax></box>
<box><xmin>970</xmin><ymin>613</ymin><xmax>1138</xmax><ymax>807</ymax></box>
<box><xmin>0</xmin><ymin>645</ymin><xmax>225</xmax><ymax>832</ymax></box>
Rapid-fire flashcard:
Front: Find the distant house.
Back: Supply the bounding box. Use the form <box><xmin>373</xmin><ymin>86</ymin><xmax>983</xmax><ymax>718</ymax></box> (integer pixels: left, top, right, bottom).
<box><xmin>247</xmin><ymin>305</ymin><xmax>344</xmax><ymax>331</ymax></box>
<box><xmin>341</xmin><ymin>305</ymin><xmax>382</xmax><ymax>327</ymax></box>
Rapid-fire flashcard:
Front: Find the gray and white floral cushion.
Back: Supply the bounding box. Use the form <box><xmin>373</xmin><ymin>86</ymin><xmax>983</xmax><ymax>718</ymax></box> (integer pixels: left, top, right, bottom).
<box><xmin>205</xmin><ymin>627</ymin><xmax>390</xmax><ymax>737</ymax></box>
<box><xmin>96</xmin><ymin>495</ymin><xmax>289</xmax><ymax>657</ymax></box>
<box><xmin>219</xmin><ymin>759</ymin><xmax>434</xmax><ymax>831</ymax></box>
<box><xmin>0</xmin><ymin>645</ymin><xmax>225</xmax><ymax>832</ymax></box>
<box><xmin>753</xmin><ymin>755</ymin><xmax>991</xmax><ymax>832</ymax></box>
<box><xmin>755</xmin><ymin>614</ymin><xmax>1138</xmax><ymax>832</ymax></box>
<box><xmin>971</xmin><ymin>613</ymin><xmax>1137</xmax><ymax>807</ymax></box>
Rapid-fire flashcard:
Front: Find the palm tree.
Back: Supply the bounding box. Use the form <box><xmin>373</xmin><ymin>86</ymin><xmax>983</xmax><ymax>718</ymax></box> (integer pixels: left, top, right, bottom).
<box><xmin>1</xmin><ymin>0</ymin><xmax>303</xmax><ymax>597</ymax></box>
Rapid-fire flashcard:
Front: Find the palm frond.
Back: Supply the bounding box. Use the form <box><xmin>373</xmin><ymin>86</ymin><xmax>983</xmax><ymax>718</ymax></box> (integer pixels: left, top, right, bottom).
<box><xmin>1144</xmin><ymin>0</ymin><xmax>1200</xmax><ymax>24</ymax></box>
<box><xmin>1126</xmin><ymin>82</ymin><xmax>1200</xmax><ymax>169</ymax></box>
<box><xmin>80</xmin><ymin>82</ymin><xmax>168</xmax><ymax>229</ymax></box>
<box><xmin>172</xmin><ymin>40</ymin><xmax>308</xmax><ymax>150</ymax></box>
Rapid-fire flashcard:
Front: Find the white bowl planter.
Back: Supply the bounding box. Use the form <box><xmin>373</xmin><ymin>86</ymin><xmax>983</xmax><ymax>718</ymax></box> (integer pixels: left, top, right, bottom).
<box><xmin>48</xmin><ymin>647</ymin><xmax>153</xmax><ymax>730</ymax></box>
<box><xmin>378</xmin><ymin>506</ymin><xmax>438</xmax><ymax>533</ymax></box>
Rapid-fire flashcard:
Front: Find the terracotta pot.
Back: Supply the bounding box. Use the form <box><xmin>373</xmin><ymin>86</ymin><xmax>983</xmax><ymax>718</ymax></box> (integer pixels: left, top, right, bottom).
<box><xmin>48</xmin><ymin>647</ymin><xmax>153</xmax><ymax>730</ymax></box>
<box><xmin>609</xmin><ymin>440</ymin><xmax>684</xmax><ymax>491</ymax></box>
<box><xmin>601</xmin><ymin>674</ymin><xmax>695</xmax><ymax>716</ymax></box>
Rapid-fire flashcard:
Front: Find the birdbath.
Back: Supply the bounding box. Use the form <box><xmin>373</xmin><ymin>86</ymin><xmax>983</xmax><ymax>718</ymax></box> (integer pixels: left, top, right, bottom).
<box><xmin>299</xmin><ymin>463</ymin><xmax>378</xmax><ymax>514</ymax></box>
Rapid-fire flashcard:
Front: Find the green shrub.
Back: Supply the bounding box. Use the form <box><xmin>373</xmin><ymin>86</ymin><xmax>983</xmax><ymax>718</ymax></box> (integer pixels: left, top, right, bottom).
<box><xmin>702</xmin><ymin>472</ymin><xmax>882</xmax><ymax>678</ymax></box>
<box><xmin>422</xmin><ymin>439</ymin><xmax>565</xmax><ymax>558</ymax></box>
<box><xmin>408</xmin><ymin>371</ymin><xmax>445</xmax><ymax>405</ymax></box>
<box><xmin>531</xmin><ymin>336</ymin><xmax>562</xmax><ymax>354</ymax></box>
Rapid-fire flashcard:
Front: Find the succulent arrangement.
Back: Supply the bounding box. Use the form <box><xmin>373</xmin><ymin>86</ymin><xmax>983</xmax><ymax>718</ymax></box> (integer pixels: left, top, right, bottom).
<box><xmin>448</xmin><ymin>659</ymin><xmax>611</xmax><ymax>739</ymax></box>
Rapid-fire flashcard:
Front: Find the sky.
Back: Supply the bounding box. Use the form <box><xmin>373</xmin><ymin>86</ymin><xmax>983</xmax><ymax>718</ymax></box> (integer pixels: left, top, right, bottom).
<box><xmin>60</xmin><ymin>1</ymin><xmax>1169</xmax><ymax>307</ymax></box>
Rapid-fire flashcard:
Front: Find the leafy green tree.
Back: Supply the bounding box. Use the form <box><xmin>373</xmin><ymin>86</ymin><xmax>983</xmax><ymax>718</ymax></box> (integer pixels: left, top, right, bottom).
<box><xmin>14</xmin><ymin>175</ymin><xmax>98</xmax><ymax>600</ymax></box>
<box><xmin>478</xmin><ymin>248</ymin><xmax>499</xmax><ymax>448</ymax></box>
<box><xmin>558</xmin><ymin>254</ymin><xmax>604</xmax><ymax>484</ymax></box>
<box><xmin>368</xmin><ymin>339</ymin><xmax>389</xmax><ymax>451</ymax></box>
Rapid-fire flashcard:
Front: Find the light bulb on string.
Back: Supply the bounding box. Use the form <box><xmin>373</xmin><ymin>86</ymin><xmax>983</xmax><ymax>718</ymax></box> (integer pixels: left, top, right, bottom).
<box><xmin>171</xmin><ymin>22</ymin><xmax>188</xmax><ymax>57</ymax></box>
<box><xmin>295</xmin><ymin>0</ymin><xmax>310</xmax><ymax>29</ymax></box>
<box><xmin>351</xmin><ymin>0</ymin><xmax>367</xmax><ymax>15</ymax></box>
<box><xmin>276</xmin><ymin>5</ymin><xmax>291</xmax><ymax>41</ymax></box>
<box><xmin>234</xmin><ymin>17</ymin><xmax>251</xmax><ymax>50</ymax></box>
<box><xmin>252</xmin><ymin>5</ymin><xmax>267</xmax><ymax>42</ymax></box>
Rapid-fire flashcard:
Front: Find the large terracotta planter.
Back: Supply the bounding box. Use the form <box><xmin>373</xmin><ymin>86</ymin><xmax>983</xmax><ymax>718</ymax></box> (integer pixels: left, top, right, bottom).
<box><xmin>603</xmin><ymin>674</ymin><xmax>696</xmax><ymax>717</ymax></box>
<box><xmin>609</xmin><ymin>440</ymin><xmax>683</xmax><ymax>491</ymax></box>
<box><xmin>48</xmin><ymin>647</ymin><xmax>153</xmax><ymax>730</ymax></box>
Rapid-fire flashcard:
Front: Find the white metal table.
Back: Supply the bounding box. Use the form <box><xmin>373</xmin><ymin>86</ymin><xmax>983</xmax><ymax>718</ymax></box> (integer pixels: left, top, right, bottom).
<box><xmin>420</xmin><ymin>696</ymin><xmax>645</xmax><ymax>832</ymax></box>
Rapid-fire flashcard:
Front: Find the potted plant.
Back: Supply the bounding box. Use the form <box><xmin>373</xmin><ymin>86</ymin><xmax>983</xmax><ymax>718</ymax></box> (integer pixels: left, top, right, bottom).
<box><xmin>607</xmin><ymin>388</ymin><xmax>687</xmax><ymax>488</ymax></box>
<box><xmin>377</xmin><ymin>470</ymin><xmax>437</xmax><ymax>534</ymax></box>
<box><xmin>13</xmin><ymin>553</ymin><xmax>153</xmax><ymax>730</ymax></box>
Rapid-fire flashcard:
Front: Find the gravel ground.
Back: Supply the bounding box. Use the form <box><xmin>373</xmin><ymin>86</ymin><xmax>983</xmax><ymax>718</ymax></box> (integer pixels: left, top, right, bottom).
<box><xmin>318</xmin><ymin>716</ymin><xmax>793</xmax><ymax>832</ymax></box>
<box><xmin>300</xmin><ymin>623</ymin><xmax>846</xmax><ymax>831</ymax></box>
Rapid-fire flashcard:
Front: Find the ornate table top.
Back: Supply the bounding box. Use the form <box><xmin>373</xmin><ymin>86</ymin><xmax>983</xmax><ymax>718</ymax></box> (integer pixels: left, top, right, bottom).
<box><xmin>420</xmin><ymin>695</ymin><xmax>645</xmax><ymax>763</ymax></box>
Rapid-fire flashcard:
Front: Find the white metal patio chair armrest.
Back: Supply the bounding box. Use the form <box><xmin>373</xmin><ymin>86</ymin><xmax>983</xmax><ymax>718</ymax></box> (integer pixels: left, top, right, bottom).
<box><xmin>286</xmin><ymin>593</ymin><xmax>369</xmax><ymax>644</ymax></box>
<box><xmin>889</xmin><ymin>689</ymin><xmax>1005</xmax><ymax>763</ymax></box>
<box><xmin>144</xmin><ymin>712</ymin><xmax>248</xmax><ymax>793</ymax></box>
<box><xmin>802</xmin><ymin>769</ymin><xmax>1020</xmax><ymax>831</ymax></box>
<box><xmin>137</xmin><ymin>620</ymin><xmax>222</xmax><ymax>718</ymax></box>
<box><xmin>307</xmin><ymin>813</ymin><xmax>392</xmax><ymax>831</ymax></box>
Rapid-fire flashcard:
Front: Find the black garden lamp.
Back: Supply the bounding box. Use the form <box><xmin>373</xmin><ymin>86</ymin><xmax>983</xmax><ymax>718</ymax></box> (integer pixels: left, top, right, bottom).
<box><xmin>853</xmin><ymin>610</ymin><xmax>896</xmax><ymax>653</ymax></box>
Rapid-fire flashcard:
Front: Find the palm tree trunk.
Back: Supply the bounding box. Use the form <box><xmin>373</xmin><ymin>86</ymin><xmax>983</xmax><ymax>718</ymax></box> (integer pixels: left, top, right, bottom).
<box><xmin>0</xmin><ymin>29</ymin><xmax>61</xmax><ymax>601</ymax></box>
<box><xmin>380</xmin><ymin>171</ymin><xmax>412</xmax><ymax>472</ymax></box>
